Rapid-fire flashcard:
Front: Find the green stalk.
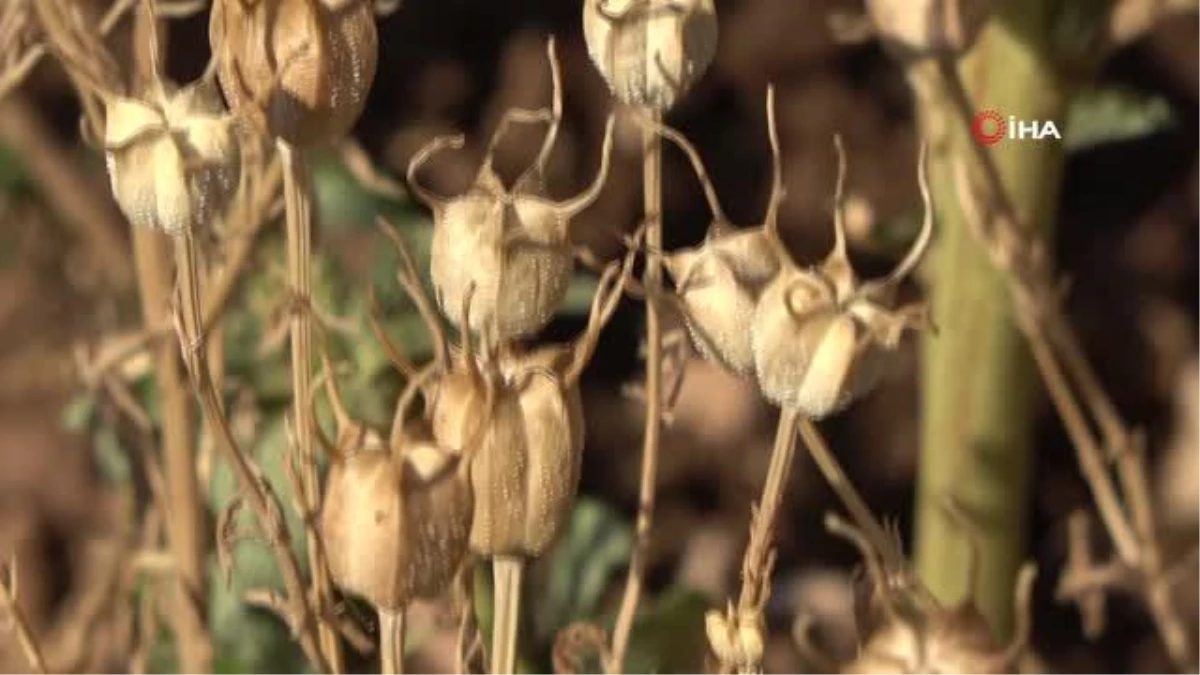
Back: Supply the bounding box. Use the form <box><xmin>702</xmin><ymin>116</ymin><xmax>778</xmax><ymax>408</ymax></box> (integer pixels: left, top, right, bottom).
<box><xmin>910</xmin><ymin>1</ymin><xmax>1068</xmax><ymax>635</ymax></box>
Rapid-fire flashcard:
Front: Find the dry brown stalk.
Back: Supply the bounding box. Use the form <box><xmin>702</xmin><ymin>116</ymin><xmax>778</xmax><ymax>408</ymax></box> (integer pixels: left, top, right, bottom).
<box><xmin>172</xmin><ymin>228</ymin><xmax>328</xmax><ymax>670</ymax></box>
<box><xmin>128</xmin><ymin>6</ymin><xmax>211</xmax><ymax>670</ymax></box>
<box><xmin>0</xmin><ymin>558</ymin><xmax>48</xmax><ymax>674</ymax></box>
<box><xmin>279</xmin><ymin>139</ymin><xmax>345</xmax><ymax>673</ymax></box>
<box><xmin>607</xmin><ymin>107</ymin><xmax>665</xmax><ymax>674</ymax></box>
<box><xmin>944</xmin><ymin>75</ymin><xmax>1197</xmax><ymax>666</ymax></box>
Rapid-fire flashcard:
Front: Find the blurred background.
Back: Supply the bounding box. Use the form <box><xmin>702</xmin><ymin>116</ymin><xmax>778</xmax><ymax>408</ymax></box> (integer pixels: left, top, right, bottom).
<box><xmin>0</xmin><ymin>0</ymin><xmax>1195</xmax><ymax>672</ymax></box>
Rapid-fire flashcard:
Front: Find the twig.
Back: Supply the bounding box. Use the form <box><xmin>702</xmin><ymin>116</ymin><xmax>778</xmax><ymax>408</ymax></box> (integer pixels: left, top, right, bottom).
<box><xmin>279</xmin><ymin>138</ymin><xmax>345</xmax><ymax>673</ymax></box>
<box><xmin>379</xmin><ymin>608</ymin><xmax>406</xmax><ymax>674</ymax></box>
<box><xmin>0</xmin><ymin>559</ymin><xmax>48</xmax><ymax>674</ymax></box>
<box><xmin>171</xmin><ymin>229</ymin><xmax>328</xmax><ymax>671</ymax></box>
<box><xmin>129</xmin><ymin>6</ymin><xmax>210</xmax><ymax>670</ymax></box>
<box><xmin>607</xmin><ymin>106</ymin><xmax>665</xmax><ymax>675</ymax></box>
<box><xmin>491</xmin><ymin>556</ymin><xmax>524</xmax><ymax>675</ymax></box>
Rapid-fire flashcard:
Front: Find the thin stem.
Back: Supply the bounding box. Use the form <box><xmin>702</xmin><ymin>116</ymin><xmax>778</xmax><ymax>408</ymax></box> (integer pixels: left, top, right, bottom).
<box><xmin>491</xmin><ymin>556</ymin><xmax>524</xmax><ymax>675</ymax></box>
<box><xmin>129</xmin><ymin>8</ymin><xmax>210</xmax><ymax>671</ymax></box>
<box><xmin>279</xmin><ymin>140</ymin><xmax>345</xmax><ymax>674</ymax></box>
<box><xmin>379</xmin><ymin>608</ymin><xmax>406</xmax><ymax>675</ymax></box>
<box><xmin>0</xmin><ymin>561</ymin><xmax>47</xmax><ymax>674</ymax></box>
<box><xmin>607</xmin><ymin>108</ymin><xmax>664</xmax><ymax>674</ymax></box>
<box><xmin>735</xmin><ymin>409</ymin><xmax>799</xmax><ymax>616</ymax></box>
<box><xmin>796</xmin><ymin>417</ymin><xmax>904</xmax><ymax>572</ymax></box>
<box><xmin>172</xmin><ymin>231</ymin><xmax>327</xmax><ymax>671</ymax></box>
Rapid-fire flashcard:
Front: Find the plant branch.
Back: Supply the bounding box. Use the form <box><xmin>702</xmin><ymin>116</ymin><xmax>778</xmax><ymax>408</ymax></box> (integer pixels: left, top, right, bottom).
<box><xmin>0</xmin><ymin>559</ymin><xmax>47</xmax><ymax>674</ymax></box>
<box><xmin>279</xmin><ymin>139</ymin><xmax>345</xmax><ymax>673</ymax></box>
<box><xmin>171</xmin><ymin>229</ymin><xmax>328</xmax><ymax>671</ymax></box>
<box><xmin>379</xmin><ymin>608</ymin><xmax>406</xmax><ymax>674</ymax></box>
<box><xmin>607</xmin><ymin>107</ymin><xmax>664</xmax><ymax>674</ymax></box>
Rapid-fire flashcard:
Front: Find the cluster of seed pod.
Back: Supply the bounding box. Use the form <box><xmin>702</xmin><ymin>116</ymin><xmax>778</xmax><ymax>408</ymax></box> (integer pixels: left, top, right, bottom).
<box><xmin>818</xmin><ymin>513</ymin><xmax>1037</xmax><ymax>674</ymax></box>
<box><xmin>315</xmin><ymin>37</ymin><xmax>638</xmax><ymax>672</ymax></box>
<box><xmin>650</xmin><ymin>88</ymin><xmax>934</xmax><ymax>419</ymax></box>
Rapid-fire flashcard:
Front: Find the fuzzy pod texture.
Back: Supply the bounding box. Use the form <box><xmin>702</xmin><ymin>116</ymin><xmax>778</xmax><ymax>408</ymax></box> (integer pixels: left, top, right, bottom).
<box><xmin>320</xmin><ymin>440</ymin><xmax>472</xmax><ymax>611</ymax></box>
<box><xmin>842</xmin><ymin>605</ymin><xmax>1008</xmax><ymax>674</ymax></box>
<box><xmin>865</xmin><ymin>0</ymin><xmax>992</xmax><ymax>57</ymax></box>
<box><xmin>582</xmin><ymin>0</ymin><xmax>718</xmax><ymax>111</ymax></box>
<box><xmin>209</xmin><ymin>0</ymin><xmax>377</xmax><ymax>147</ymax></box>
<box><xmin>104</xmin><ymin>78</ymin><xmax>240</xmax><ymax>234</ymax></box>
<box><xmin>428</xmin><ymin>346</ymin><xmax>584</xmax><ymax>558</ymax></box>
<box><xmin>414</xmin><ymin>118</ymin><xmax>614</xmax><ymax>340</ymax></box>
<box><xmin>667</xmin><ymin>226</ymin><xmax>780</xmax><ymax>375</ymax></box>
<box><xmin>750</xmin><ymin>142</ymin><xmax>932</xmax><ymax>417</ymax></box>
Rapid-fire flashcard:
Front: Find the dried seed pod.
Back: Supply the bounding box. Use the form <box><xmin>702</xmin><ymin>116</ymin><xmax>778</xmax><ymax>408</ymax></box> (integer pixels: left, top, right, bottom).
<box><xmin>864</xmin><ymin>0</ymin><xmax>992</xmax><ymax>57</ymax></box>
<box><xmin>102</xmin><ymin>76</ymin><xmax>242</xmax><ymax>234</ymax></box>
<box><xmin>435</xmin><ymin>258</ymin><xmax>629</xmax><ymax>557</ymax></box>
<box><xmin>317</xmin><ymin>357</ymin><xmax>473</xmax><ymax>611</ymax></box>
<box><xmin>655</xmin><ymin>88</ymin><xmax>784</xmax><ymax>374</ymax></box>
<box><xmin>750</xmin><ymin>137</ymin><xmax>933</xmax><ymax>417</ymax></box>
<box><xmin>209</xmin><ymin>0</ymin><xmax>378</xmax><ymax>147</ymax></box>
<box><xmin>582</xmin><ymin>0</ymin><xmax>718</xmax><ymax>111</ymax></box>
<box><xmin>829</xmin><ymin>514</ymin><xmax>1036</xmax><ymax>674</ymax></box>
<box><xmin>408</xmin><ymin>41</ymin><xmax>615</xmax><ymax>340</ymax></box>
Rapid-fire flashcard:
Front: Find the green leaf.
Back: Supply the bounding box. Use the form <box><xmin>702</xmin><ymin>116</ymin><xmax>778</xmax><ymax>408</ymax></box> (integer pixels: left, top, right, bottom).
<box><xmin>538</xmin><ymin>498</ymin><xmax>633</xmax><ymax>640</ymax></box>
<box><xmin>207</xmin><ymin>414</ymin><xmax>312</xmax><ymax>673</ymax></box>
<box><xmin>622</xmin><ymin>587</ymin><xmax>709</xmax><ymax>674</ymax></box>
<box><xmin>1065</xmin><ymin>87</ymin><xmax>1176</xmax><ymax>151</ymax></box>
<box><xmin>61</xmin><ymin>393</ymin><xmax>97</xmax><ymax>432</ymax></box>
<box><xmin>93</xmin><ymin>427</ymin><xmax>132</xmax><ymax>483</ymax></box>
<box><xmin>559</xmin><ymin>273</ymin><xmax>602</xmax><ymax>317</ymax></box>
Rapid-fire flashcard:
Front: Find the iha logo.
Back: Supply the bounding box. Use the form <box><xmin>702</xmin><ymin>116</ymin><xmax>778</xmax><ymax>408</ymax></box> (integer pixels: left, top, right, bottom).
<box><xmin>971</xmin><ymin>109</ymin><xmax>1061</xmax><ymax>145</ymax></box>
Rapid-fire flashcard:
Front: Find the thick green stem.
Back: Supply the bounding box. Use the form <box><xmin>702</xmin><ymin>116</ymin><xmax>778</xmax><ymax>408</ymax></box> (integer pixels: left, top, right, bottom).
<box><xmin>911</xmin><ymin>1</ymin><xmax>1067</xmax><ymax>636</ymax></box>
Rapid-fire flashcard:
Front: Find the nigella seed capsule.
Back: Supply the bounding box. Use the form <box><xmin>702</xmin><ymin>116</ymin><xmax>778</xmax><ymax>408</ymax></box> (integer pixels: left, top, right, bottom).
<box><xmin>582</xmin><ymin>0</ymin><xmax>718</xmax><ymax>112</ymax></box>
<box><xmin>209</xmin><ymin>0</ymin><xmax>378</xmax><ymax>147</ymax></box>
<box><xmin>750</xmin><ymin>137</ymin><xmax>934</xmax><ymax>418</ymax></box>
<box><xmin>408</xmin><ymin>39</ymin><xmax>615</xmax><ymax>340</ymax></box>
<box><xmin>653</xmin><ymin>87</ymin><xmax>785</xmax><ymax>375</ymax></box>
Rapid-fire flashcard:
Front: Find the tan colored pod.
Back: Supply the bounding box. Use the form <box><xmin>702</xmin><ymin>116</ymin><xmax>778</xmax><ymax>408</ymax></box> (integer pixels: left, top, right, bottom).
<box><xmin>100</xmin><ymin>74</ymin><xmax>240</xmax><ymax>234</ymax></box>
<box><xmin>424</xmin><ymin>253</ymin><xmax>631</xmax><ymax>558</ymax></box>
<box><xmin>409</xmin><ymin>41</ymin><xmax>615</xmax><ymax>339</ymax></box>
<box><xmin>317</xmin><ymin>357</ymin><xmax>472</xmax><ymax>611</ymax></box>
<box><xmin>582</xmin><ymin>0</ymin><xmax>718</xmax><ymax>111</ymax></box>
<box><xmin>865</xmin><ymin>0</ymin><xmax>991</xmax><ymax>57</ymax></box>
<box><xmin>655</xmin><ymin>89</ymin><xmax>784</xmax><ymax>374</ymax></box>
<box><xmin>209</xmin><ymin>0</ymin><xmax>377</xmax><ymax>147</ymax></box>
<box><xmin>827</xmin><ymin>514</ymin><xmax>1036</xmax><ymax>675</ymax></box>
<box><xmin>750</xmin><ymin>139</ymin><xmax>933</xmax><ymax>417</ymax></box>
<box><xmin>320</xmin><ymin>442</ymin><xmax>472</xmax><ymax>611</ymax></box>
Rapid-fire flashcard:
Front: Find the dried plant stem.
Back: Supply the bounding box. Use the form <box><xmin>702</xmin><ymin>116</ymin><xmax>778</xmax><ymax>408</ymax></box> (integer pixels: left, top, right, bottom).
<box><xmin>796</xmin><ymin>418</ymin><xmax>904</xmax><ymax>571</ymax></box>
<box><xmin>379</xmin><ymin>608</ymin><xmax>406</xmax><ymax>674</ymax></box>
<box><xmin>608</xmin><ymin>108</ymin><xmax>664</xmax><ymax>674</ymax></box>
<box><xmin>0</xmin><ymin>560</ymin><xmax>47</xmax><ymax>674</ymax></box>
<box><xmin>129</xmin><ymin>8</ymin><xmax>210</xmax><ymax>671</ymax></box>
<box><xmin>279</xmin><ymin>140</ymin><xmax>345</xmax><ymax>674</ymax></box>
<box><xmin>171</xmin><ymin>230</ymin><xmax>327</xmax><ymax>671</ymax></box>
<box><xmin>736</xmin><ymin>409</ymin><xmax>798</xmax><ymax>613</ymax></box>
<box><xmin>491</xmin><ymin>556</ymin><xmax>524</xmax><ymax>675</ymax></box>
<box><xmin>131</xmin><ymin>228</ymin><xmax>211</xmax><ymax>673</ymax></box>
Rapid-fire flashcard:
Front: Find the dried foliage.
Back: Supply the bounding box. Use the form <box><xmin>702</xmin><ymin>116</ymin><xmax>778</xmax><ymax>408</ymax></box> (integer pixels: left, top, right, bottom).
<box><xmin>0</xmin><ymin>0</ymin><xmax>1194</xmax><ymax>673</ymax></box>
